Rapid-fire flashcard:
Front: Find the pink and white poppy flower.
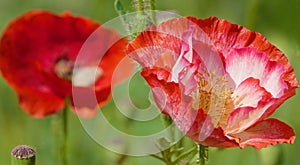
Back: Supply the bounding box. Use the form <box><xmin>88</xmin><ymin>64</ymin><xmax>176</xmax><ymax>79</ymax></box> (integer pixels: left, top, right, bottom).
<box><xmin>127</xmin><ymin>17</ymin><xmax>298</xmax><ymax>149</ymax></box>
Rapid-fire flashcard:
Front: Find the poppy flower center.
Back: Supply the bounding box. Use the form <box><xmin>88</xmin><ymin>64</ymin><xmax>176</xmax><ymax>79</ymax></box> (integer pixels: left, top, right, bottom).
<box><xmin>54</xmin><ymin>57</ymin><xmax>103</xmax><ymax>87</ymax></box>
<box><xmin>192</xmin><ymin>70</ymin><xmax>234</xmax><ymax>129</ymax></box>
<box><xmin>55</xmin><ymin>57</ymin><xmax>73</xmax><ymax>81</ymax></box>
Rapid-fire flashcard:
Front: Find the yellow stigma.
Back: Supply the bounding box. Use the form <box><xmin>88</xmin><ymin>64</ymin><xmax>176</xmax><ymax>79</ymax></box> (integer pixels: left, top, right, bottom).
<box><xmin>192</xmin><ymin>70</ymin><xmax>234</xmax><ymax>129</ymax></box>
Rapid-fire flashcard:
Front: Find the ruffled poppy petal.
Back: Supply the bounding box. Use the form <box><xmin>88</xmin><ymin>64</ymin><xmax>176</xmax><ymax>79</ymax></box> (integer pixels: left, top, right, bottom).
<box><xmin>141</xmin><ymin>67</ymin><xmax>199</xmax><ymax>134</ymax></box>
<box><xmin>226</xmin><ymin>47</ymin><xmax>288</xmax><ymax>98</ymax></box>
<box><xmin>197</xmin><ymin>16</ymin><xmax>298</xmax><ymax>90</ymax></box>
<box><xmin>226</xmin><ymin>77</ymin><xmax>275</xmax><ymax>134</ymax></box>
<box><xmin>232</xmin><ymin>77</ymin><xmax>272</xmax><ymax>108</ymax></box>
<box><xmin>229</xmin><ymin>118</ymin><xmax>295</xmax><ymax>149</ymax></box>
<box><xmin>141</xmin><ymin>67</ymin><xmax>181</xmax><ymax>115</ymax></box>
<box><xmin>127</xmin><ymin>17</ymin><xmax>199</xmax><ymax>70</ymax></box>
<box><xmin>128</xmin><ymin>17</ymin><xmax>228</xmax><ymax>94</ymax></box>
<box><xmin>142</xmin><ymin>67</ymin><xmax>237</xmax><ymax>147</ymax></box>
<box><xmin>186</xmin><ymin>110</ymin><xmax>238</xmax><ymax>148</ymax></box>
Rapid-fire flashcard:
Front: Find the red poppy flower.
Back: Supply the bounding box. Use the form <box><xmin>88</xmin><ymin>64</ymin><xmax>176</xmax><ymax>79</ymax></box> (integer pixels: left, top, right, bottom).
<box><xmin>0</xmin><ymin>10</ymin><xmax>128</xmax><ymax>118</ymax></box>
<box><xmin>127</xmin><ymin>17</ymin><xmax>298</xmax><ymax>149</ymax></box>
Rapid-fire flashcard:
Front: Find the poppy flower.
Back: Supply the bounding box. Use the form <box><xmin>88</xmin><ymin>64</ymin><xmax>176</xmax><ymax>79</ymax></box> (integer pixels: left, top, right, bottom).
<box><xmin>0</xmin><ymin>10</ymin><xmax>128</xmax><ymax>118</ymax></box>
<box><xmin>127</xmin><ymin>17</ymin><xmax>298</xmax><ymax>149</ymax></box>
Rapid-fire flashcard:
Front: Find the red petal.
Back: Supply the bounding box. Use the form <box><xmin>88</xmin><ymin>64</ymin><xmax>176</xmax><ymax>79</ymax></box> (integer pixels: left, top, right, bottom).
<box><xmin>187</xmin><ymin>110</ymin><xmax>238</xmax><ymax>148</ymax></box>
<box><xmin>18</xmin><ymin>88</ymin><xmax>65</xmax><ymax>118</ymax></box>
<box><xmin>71</xmin><ymin>87</ymin><xmax>111</xmax><ymax>118</ymax></box>
<box><xmin>141</xmin><ymin>68</ymin><xmax>181</xmax><ymax>115</ymax></box>
<box><xmin>229</xmin><ymin>118</ymin><xmax>295</xmax><ymax>149</ymax></box>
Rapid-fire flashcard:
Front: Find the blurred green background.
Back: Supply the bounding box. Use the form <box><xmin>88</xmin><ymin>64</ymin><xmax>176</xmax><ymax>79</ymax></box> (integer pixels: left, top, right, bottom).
<box><xmin>0</xmin><ymin>0</ymin><xmax>299</xmax><ymax>164</ymax></box>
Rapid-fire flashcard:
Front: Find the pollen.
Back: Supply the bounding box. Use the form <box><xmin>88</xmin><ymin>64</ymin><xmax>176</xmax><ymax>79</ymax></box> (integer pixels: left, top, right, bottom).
<box><xmin>192</xmin><ymin>70</ymin><xmax>234</xmax><ymax>129</ymax></box>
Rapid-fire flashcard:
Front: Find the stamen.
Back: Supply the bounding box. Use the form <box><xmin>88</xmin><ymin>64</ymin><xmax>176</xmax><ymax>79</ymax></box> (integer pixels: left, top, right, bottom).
<box><xmin>192</xmin><ymin>70</ymin><xmax>234</xmax><ymax>129</ymax></box>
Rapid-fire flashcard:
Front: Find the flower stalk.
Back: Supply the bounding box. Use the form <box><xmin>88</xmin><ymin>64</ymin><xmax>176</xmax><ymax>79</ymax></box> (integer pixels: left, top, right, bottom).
<box><xmin>133</xmin><ymin>0</ymin><xmax>144</xmax><ymax>13</ymax></box>
<box><xmin>52</xmin><ymin>103</ymin><xmax>69</xmax><ymax>165</ymax></box>
<box><xmin>198</xmin><ymin>144</ymin><xmax>208</xmax><ymax>165</ymax></box>
<box><xmin>11</xmin><ymin>145</ymin><xmax>36</xmax><ymax>165</ymax></box>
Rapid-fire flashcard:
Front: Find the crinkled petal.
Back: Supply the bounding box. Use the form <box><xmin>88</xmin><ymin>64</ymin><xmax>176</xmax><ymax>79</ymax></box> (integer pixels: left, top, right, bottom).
<box><xmin>142</xmin><ymin>67</ymin><xmax>197</xmax><ymax>133</ymax></box>
<box><xmin>226</xmin><ymin>47</ymin><xmax>288</xmax><ymax>98</ymax></box>
<box><xmin>232</xmin><ymin>77</ymin><xmax>272</xmax><ymax>108</ymax></box>
<box><xmin>141</xmin><ymin>68</ymin><xmax>181</xmax><ymax>115</ymax></box>
<box><xmin>142</xmin><ymin>67</ymin><xmax>237</xmax><ymax>147</ymax></box>
<box><xmin>197</xmin><ymin>16</ymin><xmax>298</xmax><ymax>90</ymax></box>
<box><xmin>186</xmin><ymin>110</ymin><xmax>238</xmax><ymax>148</ymax></box>
<box><xmin>226</xmin><ymin>98</ymin><xmax>279</xmax><ymax>134</ymax></box>
<box><xmin>229</xmin><ymin>118</ymin><xmax>295</xmax><ymax>149</ymax></box>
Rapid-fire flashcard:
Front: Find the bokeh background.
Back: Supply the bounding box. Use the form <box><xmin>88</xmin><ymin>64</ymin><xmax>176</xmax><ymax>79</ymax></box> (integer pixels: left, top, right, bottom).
<box><xmin>0</xmin><ymin>0</ymin><xmax>299</xmax><ymax>164</ymax></box>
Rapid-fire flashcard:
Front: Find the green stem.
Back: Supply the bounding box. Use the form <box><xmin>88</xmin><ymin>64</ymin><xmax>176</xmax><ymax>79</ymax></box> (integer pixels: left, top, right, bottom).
<box><xmin>173</xmin><ymin>146</ymin><xmax>197</xmax><ymax>164</ymax></box>
<box><xmin>11</xmin><ymin>145</ymin><xmax>36</xmax><ymax>165</ymax></box>
<box><xmin>149</xmin><ymin>0</ymin><xmax>155</xmax><ymax>10</ymax></box>
<box><xmin>52</xmin><ymin>105</ymin><xmax>68</xmax><ymax>165</ymax></box>
<box><xmin>114</xmin><ymin>0</ymin><xmax>133</xmax><ymax>40</ymax></box>
<box><xmin>160</xmin><ymin>115</ymin><xmax>174</xmax><ymax>141</ymax></box>
<box><xmin>198</xmin><ymin>144</ymin><xmax>208</xmax><ymax>165</ymax></box>
<box><xmin>136</xmin><ymin>0</ymin><xmax>144</xmax><ymax>12</ymax></box>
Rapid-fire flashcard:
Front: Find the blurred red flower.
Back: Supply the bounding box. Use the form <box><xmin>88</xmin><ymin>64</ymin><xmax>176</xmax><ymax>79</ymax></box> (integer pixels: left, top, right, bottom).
<box><xmin>0</xmin><ymin>10</ymin><xmax>128</xmax><ymax>118</ymax></box>
<box><xmin>127</xmin><ymin>17</ymin><xmax>298</xmax><ymax>149</ymax></box>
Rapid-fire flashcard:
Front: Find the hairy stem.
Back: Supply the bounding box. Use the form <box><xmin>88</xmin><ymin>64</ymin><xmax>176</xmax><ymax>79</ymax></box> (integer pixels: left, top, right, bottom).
<box><xmin>198</xmin><ymin>144</ymin><xmax>208</xmax><ymax>165</ymax></box>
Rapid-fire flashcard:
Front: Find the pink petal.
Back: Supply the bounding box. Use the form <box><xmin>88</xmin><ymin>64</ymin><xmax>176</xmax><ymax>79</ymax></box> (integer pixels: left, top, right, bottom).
<box><xmin>226</xmin><ymin>47</ymin><xmax>268</xmax><ymax>86</ymax></box>
<box><xmin>226</xmin><ymin>99</ymin><xmax>277</xmax><ymax>134</ymax></box>
<box><xmin>226</xmin><ymin>47</ymin><xmax>287</xmax><ymax>98</ymax></box>
<box><xmin>232</xmin><ymin>77</ymin><xmax>271</xmax><ymax>108</ymax></box>
<box><xmin>178</xmin><ymin>64</ymin><xmax>198</xmax><ymax>95</ymax></box>
<box><xmin>261</xmin><ymin>60</ymin><xmax>288</xmax><ymax>97</ymax></box>
<box><xmin>171</xmin><ymin>25</ymin><xmax>195</xmax><ymax>82</ymax></box>
<box><xmin>229</xmin><ymin>118</ymin><xmax>295</xmax><ymax>149</ymax></box>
